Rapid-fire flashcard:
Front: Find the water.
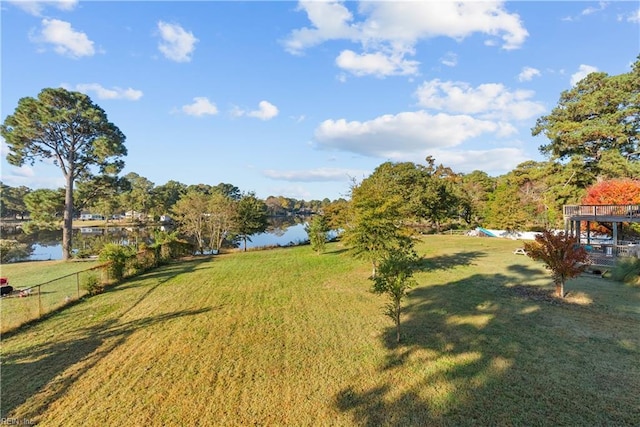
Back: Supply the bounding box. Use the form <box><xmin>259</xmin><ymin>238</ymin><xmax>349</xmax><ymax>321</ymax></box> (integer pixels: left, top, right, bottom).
<box><xmin>5</xmin><ymin>219</ymin><xmax>326</xmax><ymax>261</ymax></box>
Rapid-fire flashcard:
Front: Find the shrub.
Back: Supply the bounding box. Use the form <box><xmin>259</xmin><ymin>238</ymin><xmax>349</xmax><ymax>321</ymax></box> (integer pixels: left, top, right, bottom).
<box><xmin>98</xmin><ymin>243</ymin><xmax>135</xmax><ymax>282</ymax></box>
<box><xmin>0</xmin><ymin>240</ymin><xmax>30</xmax><ymax>263</ymax></box>
<box><xmin>83</xmin><ymin>273</ymin><xmax>104</xmax><ymax>295</ymax></box>
<box><xmin>611</xmin><ymin>257</ymin><xmax>640</xmax><ymax>286</ymax></box>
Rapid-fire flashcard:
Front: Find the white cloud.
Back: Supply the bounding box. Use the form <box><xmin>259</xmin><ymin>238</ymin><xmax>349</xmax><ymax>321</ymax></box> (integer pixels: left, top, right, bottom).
<box><xmin>581</xmin><ymin>1</ymin><xmax>608</xmax><ymax>16</ymax></box>
<box><xmin>73</xmin><ymin>83</ymin><xmax>143</xmax><ymax>100</ymax></box>
<box><xmin>30</xmin><ymin>18</ymin><xmax>95</xmax><ymax>58</ymax></box>
<box><xmin>233</xmin><ymin>101</ymin><xmax>279</xmax><ymax>120</ymax></box>
<box><xmin>283</xmin><ymin>1</ymin><xmax>358</xmax><ymax>54</ymax></box>
<box><xmin>415</xmin><ymin>79</ymin><xmax>545</xmax><ymax>121</ymax></box>
<box><xmin>314</xmin><ymin>111</ymin><xmax>503</xmax><ymax>159</ymax></box>
<box><xmin>570</xmin><ymin>64</ymin><xmax>599</xmax><ymax>86</ymax></box>
<box><xmin>263</xmin><ymin>167</ymin><xmax>367</xmax><ymax>182</ymax></box>
<box><xmin>9</xmin><ymin>0</ymin><xmax>78</xmax><ymax>16</ymax></box>
<box><xmin>517</xmin><ymin>66</ymin><xmax>541</xmax><ymax>82</ymax></box>
<box><xmin>157</xmin><ymin>21</ymin><xmax>198</xmax><ymax>63</ymax></box>
<box><xmin>430</xmin><ymin>147</ymin><xmax>530</xmax><ymax>175</ymax></box>
<box><xmin>626</xmin><ymin>8</ymin><xmax>640</xmax><ymax>23</ymax></box>
<box><xmin>335</xmin><ymin>50</ymin><xmax>418</xmax><ymax>77</ymax></box>
<box><xmin>284</xmin><ymin>1</ymin><xmax>528</xmax><ymax>77</ymax></box>
<box><xmin>181</xmin><ymin>97</ymin><xmax>218</xmax><ymax>117</ymax></box>
<box><xmin>440</xmin><ymin>52</ymin><xmax>458</xmax><ymax>67</ymax></box>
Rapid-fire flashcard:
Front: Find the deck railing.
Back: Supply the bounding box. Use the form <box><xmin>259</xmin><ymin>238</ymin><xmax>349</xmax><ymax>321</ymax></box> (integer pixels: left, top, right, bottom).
<box><xmin>564</xmin><ymin>204</ymin><xmax>640</xmax><ymax>219</ymax></box>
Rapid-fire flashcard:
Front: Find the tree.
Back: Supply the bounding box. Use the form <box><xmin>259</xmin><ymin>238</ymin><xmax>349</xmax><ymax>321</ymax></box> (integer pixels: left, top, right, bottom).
<box><xmin>1</xmin><ymin>88</ymin><xmax>126</xmax><ymax>260</ymax></box>
<box><xmin>523</xmin><ymin>230</ymin><xmax>590</xmax><ymax>298</ymax></box>
<box><xmin>0</xmin><ymin>183</ymin><xmax>30</xmax><ymax>219</ymax></box>
<box><xmin>213</xmin><ymin>182</ymin><xmax>241</xmax><ymax>201</ymax></box>
<box><xmin>343</xmin><ymin>169</ymin><xmax>413</xmax><ymax>277</ymax></box>
<box><xmin>0</xmin><ymin>239</ymin><xmax>31</xmax><ymax>263</ymax></box>
<box><xmin>172</xmin><ymin>191</ymin><xmax>209</xmax><ymax>254</ymax></box>
<box><xmin>582</xmin><ymin>178</ymin><xmax>640</xmax><ymax>206</ymax></box>
<box><xmin>532</xmin><ymin>58</ymin><xmax>639</xmax><ymax>179</ymax></box>
<box><xmin>206</xmin><ymin>192</ymin><xmax>237</xmax><ymax>251</ymax></box>
<box><xmin>120</xmin><ymin>172</ymin><xmax>155</xmax><ymax>221</ymax></box>
<box><xmin>460</xmin><ymin>170</ymin><xmax>496</xmax><ymax>225</ymax></box>
<box><xmin>234</xmin><ymin>193</ymin><xmax>268</xmax><ymax>251</ymax></box>
<box><xmin>75</xmin><ymin>175</ymin><xmax>129</xmax><ymax>221</ymax></box>
<box><xmin>371</xmin><ymin>248</ymin><xmax>418</xmax><ymax>343</ymax></box>
<box><xmin>23</xmin><ymin>188</ymin><xmax>65</xmax><ymax>230</ymax></box>
<box><xmin>153</xmin><ymin>180</ymin><xmax>187</xmax><ymax>217</ymax></box>
<box><xmin>305</xmin><ymin>215</ymin><xmax>330</xmax><ymax>254</ymax></box>
<box><xmin>581</xmin><ymin>178</ymin><xmax>640</xmax><ymax>236</ymax></box>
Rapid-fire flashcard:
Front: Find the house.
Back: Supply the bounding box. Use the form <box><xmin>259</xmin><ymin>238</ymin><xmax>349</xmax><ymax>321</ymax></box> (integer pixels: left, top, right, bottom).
<box><xmin>79</xmin><ymin>213</ymin><xmax>105</xmax><ymax>221</ymax></box>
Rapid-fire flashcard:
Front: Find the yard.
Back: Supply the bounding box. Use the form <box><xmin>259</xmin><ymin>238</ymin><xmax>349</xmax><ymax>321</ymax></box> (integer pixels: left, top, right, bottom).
<box><xmin>1</xmin><ymin>236</ymin><xmax>638</xmax><ymax>425</ymax></box>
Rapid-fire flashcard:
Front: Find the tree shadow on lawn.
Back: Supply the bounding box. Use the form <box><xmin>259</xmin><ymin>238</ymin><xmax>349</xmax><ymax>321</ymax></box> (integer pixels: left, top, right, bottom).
<box><xmin>1</xmin><ymin>257</ymin><xmax>218</xmax><ymax>420</ymax></box>
<box><xmin>1</xmin><ymin>307</ymin><xmax>214</xmax><ymax>421</ymax></box>
<box><xmin>335</xmin><ymin>266</ymin><xmax>640</xmax><ymax>425</ymax></box>
<box><xmin>417</xmin><ymin>251</ymin><xmax>486</xmax><ymax>271</ymax></box>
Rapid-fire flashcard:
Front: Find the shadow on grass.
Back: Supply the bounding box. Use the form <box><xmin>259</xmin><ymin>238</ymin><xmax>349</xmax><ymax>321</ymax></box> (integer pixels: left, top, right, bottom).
<box><xmin>417</xmin><ymin>251</ymin><xmax>486</xmax><ymax>271</ymax></box>
<box><xmin>335</xmin><ymin>258</ymin><xmax>640</xmax><ymax>424</ymax></box>
<box><xmin>1</xmin><ymin>307</ymin><xmax>214</xmax><ymax>420</ymax></box>
<box><xmin>1</xmin><ymin>257</ymin><xmax>213</xmax><ymax>338</ymax></box>
<box><xmin>0</xmin><ymin>256</ymin><xmax>217</xmax><ymax>420</ymax></box>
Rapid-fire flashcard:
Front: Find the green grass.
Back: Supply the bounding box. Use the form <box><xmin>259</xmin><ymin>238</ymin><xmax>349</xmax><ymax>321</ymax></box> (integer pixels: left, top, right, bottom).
<box><xmin>1</xmin><ymin>260</ymin><xmax>100</xmax><ymax>333</ymax></box>
<box><xmin>1</xmin><ymin>236</ymin><xmax>639</xmax><ymax>426</ymax></box>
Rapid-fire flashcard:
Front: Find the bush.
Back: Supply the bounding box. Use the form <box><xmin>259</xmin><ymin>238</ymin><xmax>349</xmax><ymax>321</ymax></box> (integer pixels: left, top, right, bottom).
<box><xmin>0</xmin><ymin>240</ymin><xmax>30</xmax><ymax>263</ymax></box>
<box><xmin>611</xmin><ymin>257</ymin><xmax>640</xmax><ymax>286</ymax></box>
<box><xmin>83</xmin><ymin>273</ymin><xmax>104</xmax><ymax>295</ymax></box>
<box><xmin>98</xmin><ymin>243</ymin><xmax>135</xmax><ymax>282</ymax></box>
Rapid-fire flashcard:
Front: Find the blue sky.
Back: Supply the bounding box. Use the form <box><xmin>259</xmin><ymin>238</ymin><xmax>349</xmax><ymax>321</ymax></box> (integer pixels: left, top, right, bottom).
<box><xmin>1</xmin><ymin>1</ymin><xmax>639</xmax><ymax>201</ymax></box>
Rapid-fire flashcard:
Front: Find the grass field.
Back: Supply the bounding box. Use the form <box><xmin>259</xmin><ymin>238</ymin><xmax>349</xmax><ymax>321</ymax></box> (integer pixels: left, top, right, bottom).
<box><xmin>1</xmin><ymin>236</ymin><xmax>639</xmax><ymax>425</ymax></box>
<box><xmin>0</xmin><ymin>260</ymin><xmax>100</xmax><ymax>333</ymax></box>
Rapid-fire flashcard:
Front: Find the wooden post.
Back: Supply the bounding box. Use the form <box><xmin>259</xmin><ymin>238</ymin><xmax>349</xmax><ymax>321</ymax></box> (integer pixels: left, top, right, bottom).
<box><xmin>38</xmin><ymin>285</ymin><xmax>42</xmax><ymax>318</ymax></box>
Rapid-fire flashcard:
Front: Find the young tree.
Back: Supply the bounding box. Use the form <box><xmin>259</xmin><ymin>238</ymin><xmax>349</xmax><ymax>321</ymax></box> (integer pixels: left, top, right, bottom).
<box><xmin>1</xmin><ymin>88</ymin><xmax>127</xmax><ymax>259</ymax></box>
<box><xmin>305</xmin><ymin>215</ymin><xmax>330</xmax><ymax>254</ymax></box>
<box><xmin>523</xmin><ymin>230</ymin><xmax>590</xmax><ymax>298</ymax></box>
<box><xmin>234</xmin><ymin>192</ymin><xmax>268</xmax><ymax>251</ymax></box>
<box><xmin>371</xmin><ymin>248</ymin><xmax>418</xmax><ymax>343</ymax></box>
<box><xmin>343</xmin><ymin>172</ymin><xmax>413</xmax><ymax>277</ymax></box>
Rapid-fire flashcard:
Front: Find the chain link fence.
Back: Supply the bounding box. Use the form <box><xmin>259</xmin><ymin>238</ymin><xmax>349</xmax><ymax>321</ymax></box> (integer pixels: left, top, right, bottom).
<box><xmin>1</xmin><ymin>263</ymin><xmax>111</xmax><ymax>334</ymax></box>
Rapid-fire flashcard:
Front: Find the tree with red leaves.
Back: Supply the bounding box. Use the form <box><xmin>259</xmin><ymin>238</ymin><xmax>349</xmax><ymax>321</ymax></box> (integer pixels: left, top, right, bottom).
<box><xmin>582</xmin><ymin>179</ymin><xmax>640</xmax><ymax>206</ymax></box>
<box><xmin>524</xmin><ymin>230</ymin><xmax>590</xmax><ymax>298</ymax></box>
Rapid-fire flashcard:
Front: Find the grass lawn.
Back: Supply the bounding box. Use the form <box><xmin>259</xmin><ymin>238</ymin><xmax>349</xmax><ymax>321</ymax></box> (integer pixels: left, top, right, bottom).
<box><xmin>1</xmin><ymin>260</ymin><xmax>100</xmax><ymax>333</ymax></box>
<box><xmin>1</xmin><ymin>236</ymin><xmax>639</xmax><ymax>425</ymax></box>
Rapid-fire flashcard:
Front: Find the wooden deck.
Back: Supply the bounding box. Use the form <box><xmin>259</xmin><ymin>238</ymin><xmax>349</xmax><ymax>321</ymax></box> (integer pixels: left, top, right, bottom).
<box><xmin>563</xmin><ymin>204</ymin><xmax>640</xmax><ymax>223</ymax></box>
<box><xmin>563</xmin><ymin>204</ymin><xmax>640</xmax><ymax>266</ymax></box>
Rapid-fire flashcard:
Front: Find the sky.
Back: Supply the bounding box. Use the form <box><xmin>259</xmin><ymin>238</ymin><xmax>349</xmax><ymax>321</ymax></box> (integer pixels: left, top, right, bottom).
<box><xmin>1</xmin><ymin>0</ymin><xmax>639</xmax><ymax>201</ymax></box>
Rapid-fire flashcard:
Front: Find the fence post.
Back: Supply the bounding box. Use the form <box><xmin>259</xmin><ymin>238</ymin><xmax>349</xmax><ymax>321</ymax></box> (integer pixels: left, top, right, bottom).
<box><xmin>77</xmin><ymin>271</ymin><xmax>80</xmax><ymax>299</ymax></box>
<box><xmin>38</xmin><ymin>285</ymin><xmax>42</xmax><ymax>318</ymax></box>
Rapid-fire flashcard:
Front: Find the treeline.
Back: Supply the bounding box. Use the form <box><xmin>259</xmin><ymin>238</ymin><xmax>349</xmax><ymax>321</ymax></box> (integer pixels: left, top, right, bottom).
<box><xmin>0</xmin><ymin>176</ymin><xmax>342</xmax><ymax>224</ymax></box>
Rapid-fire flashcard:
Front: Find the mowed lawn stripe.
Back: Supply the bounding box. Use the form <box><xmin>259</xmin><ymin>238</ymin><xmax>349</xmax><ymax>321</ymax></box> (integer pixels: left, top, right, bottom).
<box><xmin>1</xmin><ymin>238</ymin><xmax>639</xmax><ymax>426</ymax></box>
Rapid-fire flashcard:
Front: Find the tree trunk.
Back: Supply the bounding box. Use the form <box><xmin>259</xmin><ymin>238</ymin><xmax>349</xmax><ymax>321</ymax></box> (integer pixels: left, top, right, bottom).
<box><xmin>555</xmin><ymin>281</ymin><xmax>564</xmax><ymax>298</ymax></box>
<box><xmin>243</xmin><ymin>236</ymin><xmax>247</xmax><ymax>252</ymax></box>
<box><xmin>62</xmin><ymin>175</ymin><xmax>74</xmax><ymax>261</ymax></box>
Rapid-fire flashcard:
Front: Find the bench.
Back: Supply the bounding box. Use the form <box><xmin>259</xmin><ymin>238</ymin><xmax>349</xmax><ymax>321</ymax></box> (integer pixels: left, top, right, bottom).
<box><xmin>513</xmin><ymin>248</ymin><xmax>527</xmax><ymax>255</ymax></box>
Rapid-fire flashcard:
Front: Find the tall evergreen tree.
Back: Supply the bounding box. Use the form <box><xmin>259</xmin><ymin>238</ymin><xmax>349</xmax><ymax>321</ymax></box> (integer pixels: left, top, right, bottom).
<box><xmin>1</xmin><ymin>88</ymin><xmax>127</xmax><ymax>259</ymax></box>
